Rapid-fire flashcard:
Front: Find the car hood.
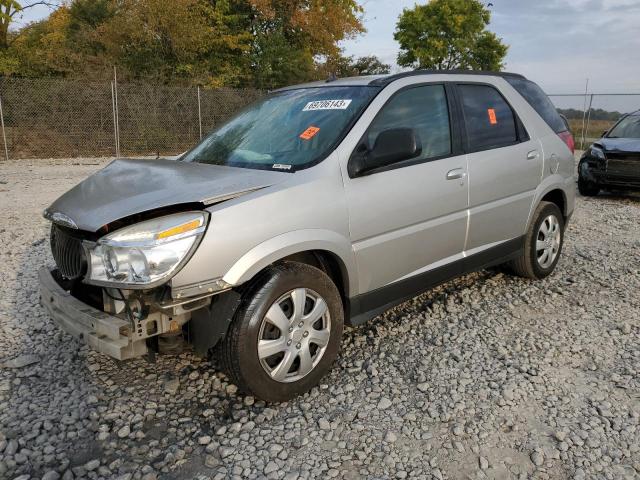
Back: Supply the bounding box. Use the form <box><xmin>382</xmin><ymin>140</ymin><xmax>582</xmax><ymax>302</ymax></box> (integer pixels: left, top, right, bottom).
<box><xmin>596</xmin><ymin>137</ymin><xmax>640</xmax><ymax>153</ymax></box>
<box><xmin>45</xmin><ymin>158</ymin><xmax>288</xmax><ymax>232</ymax></box>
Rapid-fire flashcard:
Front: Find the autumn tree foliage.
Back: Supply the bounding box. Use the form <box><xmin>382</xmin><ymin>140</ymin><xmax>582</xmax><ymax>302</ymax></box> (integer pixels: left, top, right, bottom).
<box><xmin>1</xmin><ymin>0</ymin><xmax>374</xmax><ymax>88</ymax></box>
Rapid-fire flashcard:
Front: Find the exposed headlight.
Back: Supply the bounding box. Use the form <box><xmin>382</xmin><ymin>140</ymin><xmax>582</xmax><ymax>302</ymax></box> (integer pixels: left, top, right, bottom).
<box><xmin>86</xmin><ymin>211</ymin><xmax>208</xmax><ymax>287</ymax></box>
<box><xmin>590</xmin><ymin>146</ymin><xmax>605</xmax><ymax>160</ymax></box>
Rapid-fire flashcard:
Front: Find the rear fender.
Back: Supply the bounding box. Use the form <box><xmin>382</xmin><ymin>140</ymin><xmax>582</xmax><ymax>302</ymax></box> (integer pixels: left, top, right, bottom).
<box><xmin>526</xmin><ymin>175</ymin><xmax>575</xmax><ymax>230</ymax></box>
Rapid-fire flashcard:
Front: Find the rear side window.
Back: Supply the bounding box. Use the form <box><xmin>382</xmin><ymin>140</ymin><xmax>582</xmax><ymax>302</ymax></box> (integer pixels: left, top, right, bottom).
<box><xmin>367</xmin><ymin>84</ymin><xmax>452</xmax><ymax>161</ymax></box>
<box><xmin>505</xmin><ymin>77</ymin><xmax>566</xmax><ymax>133</ymax></box>
<box><xmin>458</xmin><ymin>84</ymin><xmax>517</xmax><ymax>151</ymax></box>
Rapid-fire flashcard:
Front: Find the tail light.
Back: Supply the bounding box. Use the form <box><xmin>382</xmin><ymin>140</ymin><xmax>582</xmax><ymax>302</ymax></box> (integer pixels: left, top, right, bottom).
<box><xmin>558</xmin><ymin>130</ymin><xmax>575</xmax><ymax>154</ymax></box>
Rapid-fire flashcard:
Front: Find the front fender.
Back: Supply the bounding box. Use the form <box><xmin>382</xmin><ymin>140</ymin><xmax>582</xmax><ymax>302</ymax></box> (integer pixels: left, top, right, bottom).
<box><xmin>222</xmin><ymin>229</ymin><xmax>358</xmax><ymax>296</ymax></box>
<box><xmin>578</xmin><ymin>159</ymin><xmax>598</xmax><ymax>183</ymax></box>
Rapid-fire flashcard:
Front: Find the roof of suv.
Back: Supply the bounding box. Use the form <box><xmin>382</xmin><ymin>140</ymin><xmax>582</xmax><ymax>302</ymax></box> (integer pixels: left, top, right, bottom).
<box><xmin>275</xmin><ymin>70</ymin><xmax>527</xmax><ymax>92</ymax></box>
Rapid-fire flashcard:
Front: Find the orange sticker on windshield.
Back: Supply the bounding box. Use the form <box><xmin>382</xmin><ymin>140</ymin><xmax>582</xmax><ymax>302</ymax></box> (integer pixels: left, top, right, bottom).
<box><xmin>488</xmin><ymin>108</ymin><xmax>497</xmax><ymax>125</ymax></box>
<box><xmin>300</xmin><ymin>126</ymin><xmax>320</xmax><ymax>140</ymax></box>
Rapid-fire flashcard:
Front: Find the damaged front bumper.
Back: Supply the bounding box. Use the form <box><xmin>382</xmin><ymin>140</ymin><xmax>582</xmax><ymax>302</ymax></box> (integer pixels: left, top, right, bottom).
<box><xmin>39</xmin><ymin>266</ymin><xmax>241</xmax><ymax>361</ymax></box>
<box><xmin>580</xmin><ymin>159</ymin><xmax>640</xmax><ymax>189</ymax></box>
<box><xmin>39</xmin><ymin>267</ymin><xmax>147</xmax><ymax>360</ymax></box>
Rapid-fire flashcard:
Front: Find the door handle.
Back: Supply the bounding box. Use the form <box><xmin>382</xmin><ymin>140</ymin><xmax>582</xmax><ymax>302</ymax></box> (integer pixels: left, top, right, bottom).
<box><xmin>446</xmin><ymin>168</ymin><xmax>465</xmax><ymax>180</ymax></box>
<box><xmin>527</xmin><ymin>150</ymin><xmax>540</xmax><ymax>160</ymax></box>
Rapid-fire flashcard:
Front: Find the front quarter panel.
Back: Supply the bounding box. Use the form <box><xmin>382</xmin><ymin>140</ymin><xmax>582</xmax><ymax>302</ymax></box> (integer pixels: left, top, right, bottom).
<box><xmin>221</xmin><ymin>229</ymin><xmax>356</xmax><ymax>290</ymax></box>
<box><xmin>169</xmin><ymin>156</ymin><xmax>356</xmax><ymax>296</ymax></box>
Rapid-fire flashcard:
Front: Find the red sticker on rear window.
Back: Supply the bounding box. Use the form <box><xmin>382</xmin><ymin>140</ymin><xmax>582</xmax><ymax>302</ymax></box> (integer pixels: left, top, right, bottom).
<box><xmin>488</xmin><ymin>108</ymin><xmax>497</xmax><ymax>125</ymax></box>
<box><xmin>300</xmin><ymin>126</ymin><xmax>320</xmax><ymax>140</ymax></box>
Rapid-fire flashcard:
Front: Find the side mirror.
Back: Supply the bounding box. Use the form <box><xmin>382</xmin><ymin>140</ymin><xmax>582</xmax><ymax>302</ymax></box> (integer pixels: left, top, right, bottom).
<box><xmin>348</xmin><ymin>128</ymin><xmax>422</xmax><ymax>177</ymax></box>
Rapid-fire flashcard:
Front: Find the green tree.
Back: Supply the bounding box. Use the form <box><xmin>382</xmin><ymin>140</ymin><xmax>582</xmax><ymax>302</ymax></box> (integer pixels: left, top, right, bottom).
<box><xmin>319</xmin><ymin>53</ymin><xmax>390</xmax><ymax>78</ymax></box>
<box><xmin>246</xmin><ymin>0</ymin><xmax>365</xmax><ymax>88</ymax></box>
<box><xmin>350</xmin><ymin>55</ymin><xmax>391</xmax><ymax>75</ymax></box>
<box><xmin>0</xmin><ymin>1</ymin><xmax>61</xmax><ymax>49</ymax></box>
<box><xmin>394</xmin><ymin>0</ymin><xmax>507</xmax><ymax>71</ymax></box>
<box><xmin>5</xmin><ymin>6</ymin><xmax>78</xmax><ymax>76</ymax></box>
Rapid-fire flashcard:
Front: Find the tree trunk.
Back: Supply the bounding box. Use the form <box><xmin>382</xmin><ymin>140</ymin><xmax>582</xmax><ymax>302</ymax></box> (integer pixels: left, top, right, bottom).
<box><xmin>0</xmin><ymin>4</ymin><xmax>12</xmax><ymax>50</ymax></box>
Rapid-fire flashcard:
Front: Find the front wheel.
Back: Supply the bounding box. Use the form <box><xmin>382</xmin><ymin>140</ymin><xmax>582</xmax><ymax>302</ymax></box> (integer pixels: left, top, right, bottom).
<box><xmin>508</xmin><ymin>201</ymin><xmax>565</xmax><ymax>279</ymax></box>
<box><xmin>218</xmin><ymin>262</ymin><xmax>344</xmax><ymax>402</ymax></box>
<box><xmin>578</xmin><ymin>165</ymin><xmax>600</xmax><ymax>196</ymax></box>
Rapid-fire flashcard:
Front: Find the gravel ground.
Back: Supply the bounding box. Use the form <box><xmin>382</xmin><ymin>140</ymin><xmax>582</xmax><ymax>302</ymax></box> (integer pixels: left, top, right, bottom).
<box><xmin>0</xmin><ymin>157</ymin><xmax>639</xmax><ymax>480</ymax></box>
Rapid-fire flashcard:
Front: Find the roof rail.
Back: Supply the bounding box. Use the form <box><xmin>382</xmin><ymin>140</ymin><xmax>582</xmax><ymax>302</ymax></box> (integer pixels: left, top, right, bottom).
<box><xmin>369</xmin><ymin>69</ymin><xmax>526</xmax><ymax>86</ymax></box>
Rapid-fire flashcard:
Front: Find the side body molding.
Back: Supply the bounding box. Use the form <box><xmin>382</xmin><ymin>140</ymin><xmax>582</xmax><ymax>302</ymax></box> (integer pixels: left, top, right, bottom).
<box><xmin>222</xmin><ymin>229</ymin><xmax>358</xmax><ymax>296</ymax></box>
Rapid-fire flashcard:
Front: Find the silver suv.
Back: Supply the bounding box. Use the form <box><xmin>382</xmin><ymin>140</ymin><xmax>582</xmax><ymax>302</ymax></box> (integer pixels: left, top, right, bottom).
<box><xmin>40</xmin><ymin>71</ymin><xmax>576</xmax><ymax>401</ymax></box>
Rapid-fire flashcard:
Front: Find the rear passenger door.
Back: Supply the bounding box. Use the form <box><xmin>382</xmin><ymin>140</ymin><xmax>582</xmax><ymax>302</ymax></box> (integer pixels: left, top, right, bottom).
<box><xmin>456</xmin><ymin>83</ymin><xmax>542</xmax><ymax>251</ymax></box>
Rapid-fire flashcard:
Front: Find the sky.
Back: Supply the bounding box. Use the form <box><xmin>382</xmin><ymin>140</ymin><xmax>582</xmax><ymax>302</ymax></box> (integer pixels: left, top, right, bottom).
<box><xmin>341</xmin><ymin>0</ymin><xmax>640</xmax><ymax>111</ymax></box>
<box><xmin>14</xmin><ymin>0</ymin><xmax>640</xmax><ymax>111</ymax></box>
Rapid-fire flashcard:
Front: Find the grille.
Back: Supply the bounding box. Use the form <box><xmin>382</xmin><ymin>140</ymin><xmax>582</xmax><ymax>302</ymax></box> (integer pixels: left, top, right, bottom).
<box><xmin>50</xmin><ymin>224</ymin><xmax>87</xmax><ymax>280</ymax></box>
<box><xmin>606</xmin><ymin>152</ymin><xmax>640</xmax><ymax>177</ymax></box>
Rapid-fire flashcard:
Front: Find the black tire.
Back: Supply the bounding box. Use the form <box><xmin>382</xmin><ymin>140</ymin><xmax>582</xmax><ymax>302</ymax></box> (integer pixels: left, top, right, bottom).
<box><xmin>218</xmin><ymin>261</ymin><xmax>344</xmax><ymax>402</ymax></box>
<box><xmin>578</xmin><ymin>168</ymin><xmax>600</xmax><ymax>197</ymax></box>
<box><xmin>508</xmin><ymin>201</ymin><xmax>565</xmax><ymax>279</ymax></box>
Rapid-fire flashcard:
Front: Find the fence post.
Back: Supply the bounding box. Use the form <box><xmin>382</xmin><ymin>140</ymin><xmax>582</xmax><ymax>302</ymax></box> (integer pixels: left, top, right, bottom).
<box><xmin>0</xmin><ymin>94</ymin><xmax>8</xmax><ymax>162</ymax></box>
<box><xmin>111</xmin><ymin>82</ymin><xmax>119</xmax><ymax>158</ymax></box>
<box><xmin>584</xmin><ymin>94</ymin><xmax>594</xmax><ymax>147</ymax></box>
<box><xmin>113</xmin><ymin>67</ymin><xmax>121</xmax><ymax>157</ymax></box>
<box><xmin>197</xmin><ymin>86</ymin><xmax>203</xmax><ymax>139</ymax></box>
<box><xmin>579</xmin><ymin>79</ymin><xmax>589</xmax><ymax>150</ymax></box>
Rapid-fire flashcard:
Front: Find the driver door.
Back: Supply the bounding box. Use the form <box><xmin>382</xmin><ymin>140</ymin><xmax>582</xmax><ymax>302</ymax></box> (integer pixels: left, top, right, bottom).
<box><xmin>341</xmin><ymin>83</ymin><xmax>469</xmax><ymax>296</ymax></box>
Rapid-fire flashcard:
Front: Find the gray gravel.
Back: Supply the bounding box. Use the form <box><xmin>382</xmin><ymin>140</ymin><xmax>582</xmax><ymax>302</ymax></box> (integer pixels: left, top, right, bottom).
<box><xmin>1</xmin><ymin>158</ymin><xmax>639</xmax><ymax>480</ymax></box>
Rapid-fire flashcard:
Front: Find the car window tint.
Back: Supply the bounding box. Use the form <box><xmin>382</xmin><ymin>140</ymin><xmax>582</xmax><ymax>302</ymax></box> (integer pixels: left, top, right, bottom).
<box><xmin>608</xmin><ymin>114</ymin><xmax>640</xmax><ymax>139</ymax></box>
<box><xmin>181</xmin><ymin>86</ymin><xmax>379</xmax><ymax>171</ymax></box>
<box><xmin>459</xmin><ymin>84</ymin><xmax>518</xmax><ymax>151</ymax></box>
<box><xmin>367</xmin><ymin>85</ymin><xmax>451</xmax><ymax>161</ymax></box>
<box><xmin>505</xmin><ymin>77</ymin><xmax>567</xmax><ymax>133</ymax></box>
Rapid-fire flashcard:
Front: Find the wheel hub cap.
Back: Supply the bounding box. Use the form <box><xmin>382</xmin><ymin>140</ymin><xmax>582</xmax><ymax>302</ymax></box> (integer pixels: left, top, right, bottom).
<box><xmin>291</xmin><ymin>329</ymin><xmax>304</xmax><ymax>343</ymax></box>
<box><xmin>257</xmin><ymin>288</ymin><xmax>331</xmax><ymax>383</ymax></box>
<box><xmin>536</xmin><ymin>214</ymin><xmax>561</xmax><ymax>269</ymax></box>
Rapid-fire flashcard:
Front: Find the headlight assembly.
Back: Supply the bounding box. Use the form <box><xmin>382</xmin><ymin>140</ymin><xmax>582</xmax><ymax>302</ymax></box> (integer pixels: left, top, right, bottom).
<box><xmin>86</xmin><ymin>211</ymin><xmax>208</xmax><ymax>288</ymax></box>
<box><xmin>590</xmin><ymin>145</ymin><xmax>605</xmax><ymax>160</ymax></box>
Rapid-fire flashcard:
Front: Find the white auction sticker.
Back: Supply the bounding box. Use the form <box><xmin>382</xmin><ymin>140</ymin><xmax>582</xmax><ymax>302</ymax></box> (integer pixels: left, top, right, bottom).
<box><xmin>272</xmin><ymin>163</ymin><xmax>292</xmax><ymax>170</ymax></box>
<box><xmin>303</xmin><ymin>99</ymin><xmax>352</xmax><ymax>111</ymax></box>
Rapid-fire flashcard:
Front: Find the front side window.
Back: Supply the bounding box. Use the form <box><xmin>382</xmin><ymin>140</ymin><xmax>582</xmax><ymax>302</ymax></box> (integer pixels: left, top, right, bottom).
<box><xmin>607</xmin><ymin>114</ymin><xmax>640</xmax><ymax>139</ymax></box>
<box><xmin>367</xmin><ymin>84</ymin><xmax>452</xmax><ymax>161</ymax></box>
<box><xmin>459</xmin><ymin>84</ymin><xmax>518</xmax><ymax>151</ymax></box>
<box><xmin>182</xmin><ymin>86</ymin><xmax>380</xmax><ymax>171</ymax></box>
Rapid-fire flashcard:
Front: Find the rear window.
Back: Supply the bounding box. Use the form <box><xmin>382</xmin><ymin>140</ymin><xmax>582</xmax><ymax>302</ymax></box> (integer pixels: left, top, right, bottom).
<box><xmin>506</xmin><ymin>77</ymin><xmax>566</xmax><ymax>133</ymax></box>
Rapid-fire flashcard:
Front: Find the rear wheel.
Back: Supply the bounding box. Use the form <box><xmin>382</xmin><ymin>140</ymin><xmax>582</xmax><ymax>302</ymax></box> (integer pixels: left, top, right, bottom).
<box><xmin>509</xmin><ymin>201</ymin><xmax>565</xmax><ymax>279</ymax></box>
<box><xmin>218</xmin><ymin>262</ymin><xmax>343</xmax><ymax>402</ymax></box>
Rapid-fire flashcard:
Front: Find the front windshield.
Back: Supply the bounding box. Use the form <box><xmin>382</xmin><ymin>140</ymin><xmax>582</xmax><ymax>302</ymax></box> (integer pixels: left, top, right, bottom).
<box><xmin>607</xmin><ymin>114</ymin><xmax>640</xmax><ymax>139</ymax></box>
<box><xmin>181</xmin><ymin>86</ymin><xmax>380</xmax><ymax>171</ymax></box>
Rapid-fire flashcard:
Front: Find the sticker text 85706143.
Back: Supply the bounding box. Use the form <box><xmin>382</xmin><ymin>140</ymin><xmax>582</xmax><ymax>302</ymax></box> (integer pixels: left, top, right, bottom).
<box><xmin>303</xmin><ymin>99</ymin><xmax>352</xmax><ymax>111</ymax></box>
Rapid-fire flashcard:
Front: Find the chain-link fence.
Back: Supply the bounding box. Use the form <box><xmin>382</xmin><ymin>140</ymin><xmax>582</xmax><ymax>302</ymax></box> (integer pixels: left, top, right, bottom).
<box><xmin>548</xmin><ymin>93</ymin><xmax>640</xmax><ymax>150</ymax></box>
<box><xmin>0</xmin><ymin>77</ymin><xmax>263</xmax><ymax>160</ymax></box>
<box><xmin>0</xmin><ymin>77</ymin><xmax>639</xmax><ymax>160</ymax></box>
